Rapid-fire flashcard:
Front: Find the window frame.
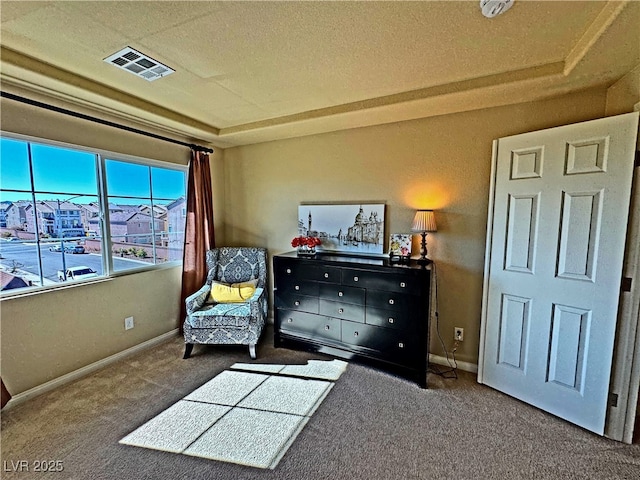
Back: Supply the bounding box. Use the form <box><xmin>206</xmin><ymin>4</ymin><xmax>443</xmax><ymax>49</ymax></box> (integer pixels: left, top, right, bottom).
<box><xmin>0</xmin><ymin>131</ymin><xmax>188</xmax><ymax>298</ymax></box>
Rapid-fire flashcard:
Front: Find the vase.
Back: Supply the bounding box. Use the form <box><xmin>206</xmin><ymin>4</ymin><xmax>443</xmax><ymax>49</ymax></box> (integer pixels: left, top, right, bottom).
<box><xmin>297</xmin><ymin>246</ymin><xmax>316</xmax><ymax>257</ymax></box>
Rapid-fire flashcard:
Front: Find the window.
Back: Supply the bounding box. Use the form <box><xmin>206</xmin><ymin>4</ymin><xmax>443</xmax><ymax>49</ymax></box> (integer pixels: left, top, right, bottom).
<box><xmin>0</xmin><ymin>134</ymin><xmax>187</xmax><ymax>294</ymax></box>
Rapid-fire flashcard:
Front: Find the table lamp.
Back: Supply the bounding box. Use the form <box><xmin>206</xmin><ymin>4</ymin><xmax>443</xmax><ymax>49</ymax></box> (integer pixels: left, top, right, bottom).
<box><xmin>412</xmin><ymin>210</ymin><xmax>437</xmax><ymax>265</ymax></box>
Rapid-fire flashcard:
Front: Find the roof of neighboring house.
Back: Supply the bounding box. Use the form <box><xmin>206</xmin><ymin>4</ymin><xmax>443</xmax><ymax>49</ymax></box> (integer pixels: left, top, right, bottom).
<box><xmin>0</xmin><ymin>271</ymin><xmax>30</xmax><ymax>291</ymax></box>
<box><xmin>41</xmin><ymin>201</ymin><xmax>83</xmax><ymax>211</ymax></box>
<box><xmin>9</xmin><ymin>201</ymin><xmax>31</xmax><ymax>209</ymax></box>
<box><xmin>166</xmin><ymin>197</ymin><xmax>186</xmax><ymax>211</ymax></box>
<box><xmin>89</xmin><ymin>211</ymin><xmax>131</xmax><ymax>224</ymax></box>
<box><xmin>78</xmin><ymin>203</ymin><xmax>101</xmax><ymax>215</ymax></box>
<box><xmin>0</xmin><ymin>201</ymin><xmax>13</xmax><ymax>212</ymax></box>
<box><xmin>126</xmin><ymin>212</ymin><xmax>154</xmax><ymax>222</ymax></box>
<box><xmin>25</xmin><ymin>202</ymin><xmax>54</xmax><ymax>213</ymax></box>
<box><xmin>25</xmin><ymin>201</ymin><xmax>81</xmax><ymax>213</ymax></box>
<box><xmin>109</xmin><ymin>204</ymin><xmax>139</xmax><ymax>213</ymax></box>
<box><xmin>139</xmin><ymin>204</ymin><xmax>168</xmax><ymax>217</ymax></box>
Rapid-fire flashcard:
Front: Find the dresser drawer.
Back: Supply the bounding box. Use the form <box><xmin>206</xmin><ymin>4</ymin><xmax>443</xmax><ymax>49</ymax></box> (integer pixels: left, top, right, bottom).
<box><xmin>275</xmin><ymin>292</ymin><xmax>319</xmax><ymax>313</ymax></box>
<box><xmin>276</xmin><ymin>260</ymin><xmax>342</xmax><ymax>283</ymax></box>
<box><xmin>319</xmin><ymin>299</ymin><xmax>365</xmax><ymax>323</ymax></box>
<box><xmin>319</xmin><ymin>283</ymin><xmax>365</xmax><ymax>305</ymax></box>
<box><xmin>310</xmin><ymin>265</ymin><xmax>342</xmax><ymax>283</ymax></box>
<box><xmin>366</xmin><ymin>289</ymin><xmax>419</xmax><ymax>315</ymax></box>
<box><xmin>278</xmin><ymin>310</ymin><xmax>341</xmax><ymax>343</ymax></box>
<box><xmin>274</xmin><ymin>259</ymin><xmax>318</xmax><ymax>283</ymax></box>
<box><xmin>342</xmin><ymin>268</ymin><xmax>422</xmax><ymax>295</ymax></box>
<box><xmin>341</xmin><ymin>321</ymin><xmax>417</xmax><ymax>360</ymax></box>
<box><xmin>365</xmin><ymin>307</ymin><xmax>419</xmax><ymax>332</ymax></box>
<box><xmin>278</xmin><ymin>279</ymin><xmax>319</xmax><ymax>296</ymax></box>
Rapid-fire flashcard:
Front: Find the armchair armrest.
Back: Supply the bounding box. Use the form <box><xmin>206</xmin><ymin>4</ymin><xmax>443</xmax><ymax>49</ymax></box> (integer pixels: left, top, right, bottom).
<box><xmin>186</xmin><ymin>284</ymin><xmax>211</xmax><ymax>315</ymax></box>
<box><xmin>249</xmin><ymin>287</ymin><xmax>267</xmax><ymax>319</ymax></box>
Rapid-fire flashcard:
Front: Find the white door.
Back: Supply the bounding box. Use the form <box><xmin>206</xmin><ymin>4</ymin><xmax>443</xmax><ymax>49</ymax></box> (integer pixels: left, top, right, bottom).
<box><xmin>479</xmin><ymin>112</ymin><xmax>639</xmax><ymax>435</ymax></box>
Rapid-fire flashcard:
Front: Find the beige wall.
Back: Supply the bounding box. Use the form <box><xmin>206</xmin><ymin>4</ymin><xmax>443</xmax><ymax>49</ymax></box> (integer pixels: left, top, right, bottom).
<box><xmin>1</xmin><ymin>268</ymin><xmax>181</xmax><ymax>394</ymax></box>
<box><xmin>0</xmin><ymin>88</ymin><xmax>222</xmax><ymax>395</ymax></box>
<box><xmin>606</xmin><ymin>63</ymin><xmax>640</xmax><ymax>116</ymax></box>
<box><xmin>222</xmin><ymin>87</ymin><xmax>608</xmax><ymax>365</ymax></box>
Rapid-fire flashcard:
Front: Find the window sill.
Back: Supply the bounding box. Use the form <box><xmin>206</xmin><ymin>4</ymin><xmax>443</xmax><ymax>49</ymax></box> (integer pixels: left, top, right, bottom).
<box><xmin>0</xmin><ymin>262</ymin><xmax>182</xmax><ymax>301</ymax></box>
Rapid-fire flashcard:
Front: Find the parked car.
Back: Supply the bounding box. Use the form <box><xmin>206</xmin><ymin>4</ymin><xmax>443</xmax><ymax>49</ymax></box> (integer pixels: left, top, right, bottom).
<box><xmin>49</xmin><ymin>244</ymin><xmax>72</xmax><ymax>253</ymax></box>
<box><xmin>49</xmin><ymin>244</ymin><xmax>84</xmax><ymax>253</ymax></box>
<box><xmin>57</xmin><ymin>266</ymin><xmax>98</xmax><ymax>281</ymax></box>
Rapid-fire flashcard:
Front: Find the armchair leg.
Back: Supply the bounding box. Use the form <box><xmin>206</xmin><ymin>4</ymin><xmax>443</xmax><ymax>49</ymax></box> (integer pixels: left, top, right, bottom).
<box><xmin>183</xmin><ymin>343</ymin><xmax>194</xmax><ymax>359</ymax></box>
<box><xmin>249</xmin><ymin>343</ymin><xmax>257</xmax><ymax>360</ymax></box>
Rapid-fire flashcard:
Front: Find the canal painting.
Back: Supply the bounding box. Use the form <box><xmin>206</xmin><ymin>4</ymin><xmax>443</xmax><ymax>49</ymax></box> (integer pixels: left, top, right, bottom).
<box><xmin>298</xmin><ymin>203</ymin><xmax>385</xmax><ymax>255</ymax></box>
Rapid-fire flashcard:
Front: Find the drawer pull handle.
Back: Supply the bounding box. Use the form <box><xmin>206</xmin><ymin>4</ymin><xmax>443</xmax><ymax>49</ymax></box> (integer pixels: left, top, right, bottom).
<box><xmin>325</xmin><ymin>325</ymin><xmax>330</xmax><ymax>330</ymax></box>
<box><xmin>294</xmin><ymin>301</ymin><xmax>300</xmax><ymax>306</ymax></box>
<box><xmin>389</xmin><ymin>299</ymin><xmax>395</xmax><ymax>305</ymax></box>
<box><xmin>324</xmin><ymin>272</ymin><xmax>329</xmax><ymax>278</ymax></box>
<box><xmin>287</xmin><ymin>318</ymin><xmax>293</xmax><ymax>323</ymax></box>
<box><xmin>295</xmin><ymin>285</ymin><xmax>300</xmax><ymax>290</ymax></box>
<box><xmin>398</xmin><ymin>342</ymin><xmax>404</xmax><ymax>348</ymax></box>
<box><xmin>338</xmin><ymin>308</ymin><xmax>344</xmax><ymax>314</ymax></box>
<box><xmin>400</xmin><ymin>282</ymin><xmax>406</xmax><ymax>288</ymax></box>
<box><xmin>353</xmin><ymin>276</ymin><xmax>359</xmax><ymax>281</ymax></box>
<box><xmin>353</xmin><ymin>331</ymin><xmax>359</xmax><ymax>337</ymax></box>
<box><xmin>338</xmin><ymin>291</ymin><xmax>343</xmax><ymax>297</ymax></box>
<box><xmin>286</xmin><ymin>268</ymin><xmax>292</xmax><ymax>274</ymax></box>
<box><xmin>388</xmin><ymin>317</ymin><xmax>395</xmax><ymax>324</ymax></box>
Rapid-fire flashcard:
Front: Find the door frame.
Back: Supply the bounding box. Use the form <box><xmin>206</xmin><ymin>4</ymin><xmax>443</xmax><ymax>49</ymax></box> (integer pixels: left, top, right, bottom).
<box><xmin>606</xmin><ymin>122</ymin><xmax>640</xmax><ymax>443</ymax></box>
<box><xmin>478</xmin><ymin>113</ymin><xmax>640</xmax><ymax>443</ymax></box>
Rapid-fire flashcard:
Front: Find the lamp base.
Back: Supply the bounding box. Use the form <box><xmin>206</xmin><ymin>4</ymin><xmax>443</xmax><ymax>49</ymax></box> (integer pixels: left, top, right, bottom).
<box><xmin>417</xmin><ymin>231</ymin><xmax>431</xmax><ymax>266</ymax></box>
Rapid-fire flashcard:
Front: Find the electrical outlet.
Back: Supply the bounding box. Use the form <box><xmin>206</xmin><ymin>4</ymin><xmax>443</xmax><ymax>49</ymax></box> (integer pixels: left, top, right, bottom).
<box><xmin>454</xmin><ymin>327</ymin><xmax>464</xmax><ymax>341</ymax></box>
<box><xmin>125</xmin><ymin>316</ymin><xmax>134</xmax><ymax>330</ymax></box>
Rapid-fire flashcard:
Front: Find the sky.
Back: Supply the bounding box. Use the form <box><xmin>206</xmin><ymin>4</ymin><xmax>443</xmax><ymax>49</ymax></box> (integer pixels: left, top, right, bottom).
<box><xmin>0</xmin><ymin>137</ymin><xmax>186</xmax><ymax>205</ymax></box>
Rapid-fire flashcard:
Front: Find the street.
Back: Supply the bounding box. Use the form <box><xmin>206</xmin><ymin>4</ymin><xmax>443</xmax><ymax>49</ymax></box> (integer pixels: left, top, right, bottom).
<box><xmin>0</xmin><ymin>240</ymin><xmax>150</xmax><ymax>286</ymax></box>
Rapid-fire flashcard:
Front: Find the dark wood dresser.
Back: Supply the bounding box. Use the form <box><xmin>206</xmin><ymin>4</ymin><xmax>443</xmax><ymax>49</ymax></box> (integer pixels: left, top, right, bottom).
<box><xmin>273</xmin><ymin>252</ymin><xmax>431</xmax><ymax>387</ymax></box>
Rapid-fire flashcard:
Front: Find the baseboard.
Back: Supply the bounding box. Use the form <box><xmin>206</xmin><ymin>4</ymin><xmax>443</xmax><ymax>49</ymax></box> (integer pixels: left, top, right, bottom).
<box><xmin>3</xmin><ymin>329</ymin><xmax>180</xmax><ymax>410</ymax></box>
<box><xmin>428</xmin><ymin>353</ymin><xmax>478</xmax><ymax>374</ymax></box>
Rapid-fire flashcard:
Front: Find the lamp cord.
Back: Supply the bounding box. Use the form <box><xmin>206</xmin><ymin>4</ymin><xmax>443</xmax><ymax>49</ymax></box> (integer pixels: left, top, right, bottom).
<box><xmin>428</xmin><ymin>261</ymin><xmax>458</xmax><ymax>379</ymax></box>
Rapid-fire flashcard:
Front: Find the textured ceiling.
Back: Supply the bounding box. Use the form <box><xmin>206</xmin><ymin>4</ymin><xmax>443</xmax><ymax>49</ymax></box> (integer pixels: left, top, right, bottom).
<box><xmin>1</xmin><ymin>1</ymin><xmax>638</xmax><ymax>147</ymax></box>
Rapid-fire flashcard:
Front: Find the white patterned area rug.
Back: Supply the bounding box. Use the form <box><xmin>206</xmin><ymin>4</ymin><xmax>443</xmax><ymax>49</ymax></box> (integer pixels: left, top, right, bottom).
<box><xmin>120</xmin><ymin>359</ymin><xmax>348</xmax><ymax>469</ymax></box>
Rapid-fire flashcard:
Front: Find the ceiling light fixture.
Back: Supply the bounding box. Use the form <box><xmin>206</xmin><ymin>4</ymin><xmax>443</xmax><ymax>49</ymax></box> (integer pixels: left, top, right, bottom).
<box><xmin>480</xmin><ymin>0</ymin><xmax>514</xmax><ymax>18</ymax></box>
<box><xmin>103</xmin><ymin>47</ymin><xmax>174</xmax><ymax>82</ymax></box>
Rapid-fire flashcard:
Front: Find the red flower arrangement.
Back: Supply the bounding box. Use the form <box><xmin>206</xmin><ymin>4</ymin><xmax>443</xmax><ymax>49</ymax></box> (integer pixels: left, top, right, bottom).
<box><xmin>291</xmin><ymin>235</ymin><xmax>321</xmax><ymax>248</ymax></box>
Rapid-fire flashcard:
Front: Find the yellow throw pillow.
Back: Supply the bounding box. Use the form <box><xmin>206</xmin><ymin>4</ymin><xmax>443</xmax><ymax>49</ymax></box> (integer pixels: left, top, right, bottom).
<box><xmin>210</xmin><ymin>279</ymin><xmax>258</xmax><ymax>303</ymax></box>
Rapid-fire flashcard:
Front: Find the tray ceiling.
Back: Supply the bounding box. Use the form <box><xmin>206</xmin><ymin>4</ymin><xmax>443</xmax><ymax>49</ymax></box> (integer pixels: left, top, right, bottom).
<box><xmin>1</xmin><ymin>1</ymin><xmax>638</xmax><ymax>147</ymax></box>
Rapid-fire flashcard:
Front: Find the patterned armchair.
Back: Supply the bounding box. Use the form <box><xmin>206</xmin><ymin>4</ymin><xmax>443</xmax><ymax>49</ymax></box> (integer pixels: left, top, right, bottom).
<box><xmin>183</xmin><ymin>247</ymin><xmax>268</xmax><ymax>359</ymax></box>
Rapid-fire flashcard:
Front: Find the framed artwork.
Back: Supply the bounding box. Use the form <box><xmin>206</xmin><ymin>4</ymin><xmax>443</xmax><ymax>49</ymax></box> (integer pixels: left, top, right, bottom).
<box><xmin>389</xmin><ymin>234</ymin><xmax>412</xmax><ymax>257</ymax></box>
<box><xmin>388</xmin><ymin>233</ymin><xmax>412</xmax><ymax>264</ymax></box>
<box><xmin>298</xmin><ymin>203</ymin><xmax>386</xmax><ymax>256</ymax></box>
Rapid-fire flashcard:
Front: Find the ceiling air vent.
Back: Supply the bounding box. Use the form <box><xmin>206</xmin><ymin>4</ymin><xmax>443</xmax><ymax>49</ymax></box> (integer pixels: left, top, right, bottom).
<box><xmin>103</xmin><ymin>47</ymin><xmax>174</xmax><ymax>82</ymax></box>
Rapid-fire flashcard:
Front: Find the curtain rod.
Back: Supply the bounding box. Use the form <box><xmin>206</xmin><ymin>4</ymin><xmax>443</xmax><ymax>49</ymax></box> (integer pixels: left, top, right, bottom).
<box><xmin>0</xmin><ymin>91</ymin><xmax>214</xmax><ymax>154</ymax></box>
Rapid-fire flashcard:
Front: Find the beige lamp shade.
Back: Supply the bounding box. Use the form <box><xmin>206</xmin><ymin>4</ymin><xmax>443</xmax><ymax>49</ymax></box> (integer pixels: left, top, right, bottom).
<box><xmin>411</xmin><ymin>210</ymin><xmax>437</xmax><ymax>232</ymax></box>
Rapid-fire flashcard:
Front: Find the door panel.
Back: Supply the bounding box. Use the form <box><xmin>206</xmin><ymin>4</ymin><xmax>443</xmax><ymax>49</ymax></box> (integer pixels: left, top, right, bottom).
<box><xmin>505</xmin><ymin>193</ymin><xmax>539</xmax><ymax>273</ymax></box>
<box><xmin>557</xmin><ymin>190</ymin><xmax>602</xmax><ymax>281</ymax></box>
<box><xmin>480</xmin><ymin>112</ymin><xmax>639</xmax><ymax>435</ymax></box>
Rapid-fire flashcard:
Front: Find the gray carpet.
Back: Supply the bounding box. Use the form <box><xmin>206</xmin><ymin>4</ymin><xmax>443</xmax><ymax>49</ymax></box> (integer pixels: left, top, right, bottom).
<box><xmin>2</xmin><ymin>326</ymin><xmax>639</xmax><ymax>479</ymax></box>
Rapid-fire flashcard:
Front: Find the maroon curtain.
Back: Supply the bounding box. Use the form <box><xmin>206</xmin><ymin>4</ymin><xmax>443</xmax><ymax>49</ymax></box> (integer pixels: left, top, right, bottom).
<box><xmin>179</xmin><ymin>150</ymin><xmax>215</xmax><ymax>330</ymax></box>
<box><xmin>1</xmin><ymin>377</ymin><xmax>10</xmax><ymax>409</ymax></box>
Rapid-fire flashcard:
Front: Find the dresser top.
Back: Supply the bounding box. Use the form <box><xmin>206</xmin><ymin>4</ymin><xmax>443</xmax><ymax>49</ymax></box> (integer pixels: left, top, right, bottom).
<box><xmin>275</xmin><ymin>251</ymin><xmax>432</xmax><ymax>273</ymax></box>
